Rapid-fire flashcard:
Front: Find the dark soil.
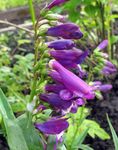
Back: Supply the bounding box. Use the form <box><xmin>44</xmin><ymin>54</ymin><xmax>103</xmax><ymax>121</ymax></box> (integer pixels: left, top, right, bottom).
<box><xmin>85</xmin><ymin>74</ymin><xmax>118</xmax><ymax>150</ymax></box>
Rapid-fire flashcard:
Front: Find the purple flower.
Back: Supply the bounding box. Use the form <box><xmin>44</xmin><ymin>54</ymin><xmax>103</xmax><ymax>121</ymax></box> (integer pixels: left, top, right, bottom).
<box><xmin>70</xmin><ymin>103</ymin><xmax>78</xmax><ymax>113</ymax></box>
<box><xmin>49</xmin><ymin>49</ymin><xmax>88</xmax><ymax>68</ymax></box>
<box><xmin>99</xmin><ymin>84</ymin><xmax>112</xmax><ymax>92</ymax></box>
<box><xmin>91</xmin><ymin>82</ymin><xmax>112</xmax><ymax>92</ymax></box>
<box><xmin>35</xmin><ymin>118</ymin><xmax>69</xmax><ymax>134</ymax></box>
<box><xmin>49</xmin><ymin>60</ymin><xmax>95</xmax><ymax>99</ymax></box>
<box><xmin>50</xmin><ymin>49</ymin><xmax>82</xmax><ymax>59</ymax></box>
<box><xmin>101</xmin><ymin>66</ymin><xmax>117</xmax><ymax>75</ymax></box>
<box><xmin>47</xmin><ymin>0</ymin><xmax>70</xmax><ymax>9</ymax></box>
<box><xmin>45</xmin><ymin>84</ymin><xmax>65</xmax><ymax>93</ymax></box>
<box><xmin>47</xmin><ymin>39</ymin><xmax>75</xmax><ymax>50</ymax></box>
<box><xmin>48</xmin><ymin>70</ymin><xmax>62</xmax><ymax>83</ymax></box>
<box><xmin>76</xmin><ymin>50</ymin><xmax>89</xmax><ymax>64</ymax></box>
<box><xmin>97</xmin><ymin>40</ymin><xmax>108</xmax><ymax>51</ymax></box>
<box><xmin>47</xmin><ymin>23</ymin><xmax>83</xmax><ymax>39</ymax></box>
<box><xmin>40</xmin><ymin>93</ymin><xmax>72</xmax><ymax>110</ymax></box>
<box><xmin>104</xmin><ymin>60</ymin><xmax>116</xmax><ymax>68</ymax></box>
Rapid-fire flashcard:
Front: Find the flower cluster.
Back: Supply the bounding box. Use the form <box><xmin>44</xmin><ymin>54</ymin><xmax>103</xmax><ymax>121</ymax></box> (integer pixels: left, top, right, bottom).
<box><xmin>34</xmin><ymin>0</ymin><xmax>117</xmax><ymax>146</ymax></box>
<box><xmin>93</xmin><ymin>40</ymin><xmax>116</xmax><ymax>75</ymax></box>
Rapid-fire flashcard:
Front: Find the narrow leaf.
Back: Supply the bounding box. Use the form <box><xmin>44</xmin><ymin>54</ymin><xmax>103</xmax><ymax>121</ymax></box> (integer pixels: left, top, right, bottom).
<box><xmin>107</xmin><ymin>114</ymin><xmax>118</xmax><ymax>150</ymax></box>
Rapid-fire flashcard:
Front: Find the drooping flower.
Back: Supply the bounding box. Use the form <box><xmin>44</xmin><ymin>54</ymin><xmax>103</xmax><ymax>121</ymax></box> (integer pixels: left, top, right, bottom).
<box><xmin>40</xmin><ymin>93</ymin><xmax>72</xmax><ymax>110</ymax></box>
<box><xmin>49</xmin><ymin>60</ymin><xmax>95</xmax><ymax>99</ymax></box>
<box><xmin>59</xmin><ymin>89</ymin><xmax>74</xmax><ymax>100</ymax></box>
<box><xmin>49</xmin><ymin>49</ymin><xmax>88</xmax><ymax>68</ymax></box>
<box><xmin>47</xmin><ymin>0</ymin><xmax>70</xmax><ymax>9</ymax></box>
<box><xmin>45</xmin><ymin>84</ymin><xmax>65</xmax><ymax>93</ymax></box>
<box><xmin>47</xmin><ymin>39</ymin><xmax>75</xmax><ymax>50</ymax></box>
<box><xmin>35</xmin><ymin>118</ymin><xmax>69</xmax><ymax>134</ymax></box>
<box><xmin>47</xmin><ymin>23</ymin><xmax>83</xmax><ymax>39</ymax></box>
<box><xmin>48</xmin><ymin>70</ymin><xmax>62</xmax><ymax>83</ymax></box>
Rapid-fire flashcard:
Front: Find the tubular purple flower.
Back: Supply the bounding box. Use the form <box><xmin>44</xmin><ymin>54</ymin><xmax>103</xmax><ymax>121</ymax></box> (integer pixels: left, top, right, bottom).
<box><xmin>47</xmin><ymin>23</ymin><xmax>83</xmax><ymax>39</ymax></box>
<box><xmin>57</xmin><ymin>59</ymin><xmax>77</xmax><ymax>68</ymax></box>
<box><xmin>47</xmin><ymin>0</ymin><xmax>70</xmax><ymax>9</ymax></box>
<box><xmin>59</xmin><ymin>89</ymin><xmax>74</xmax><ymax>100</ymax></box>
<box><xmin>49</xmin><ymin>60</ymin><xmax>95</xmax><ymax>99</ymax></box>
<box><xmin>76</xmin><ymin>50</ymin><xmax>89</xmax><ymax>64</ymax></box>
<box><xmin>39</xmin><ymin>93</ymin><xmax>72</xmax><ymax>110</ymax></box>
<box><xmin>50</xmin><ymin>50</ymin><xmax>77</xmax><ymax>60</ymax></box>
<box><xmin>99</xmin><ymin>84</ymin><xmax>112</xmax><ymax>92</ymax></box>
<box><xmin>48</xmin><ymin>70</ymin><xmax>62</xmax><ymax>83</ymax></box>
<box><xmin>35</xmin><ymin>118</ymin><xmax>69</xmax><ymax>134</ymax></box>
<box><xmin>45</xmin><ymin>84</ymin><xmax>65</xmax><ymax>93</ymax></box>
<box><xmin>97</xmin><ymin>40</ymin><xmax>108</xmax><ymax>51</ymax></box>
<box><xmin>47</xmin><ymin>39</ymin><xmax>75</xmax><ymax>50</ymax></box>
<box><xmin>49</xmin><ymin>49</ymin><xmax>88</xmax><ymax>68</ymax></box>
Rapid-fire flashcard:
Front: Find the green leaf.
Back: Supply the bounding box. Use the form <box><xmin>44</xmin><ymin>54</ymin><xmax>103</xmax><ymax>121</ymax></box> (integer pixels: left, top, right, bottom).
<box><xmin>72</xmin><ymin>128</ymin><xmax>89</xmax><ymax>149</ymax></box>
<box><xmin>107</xmin><ymin>114</ymin><xmax>118</xmax><ymax>150</ymax></box>
<box><xmin>84</xmin><ymin>5</ymin><xmax>100</xmax><ymax>17</ymax></box>
<box><xmin>83</xmin><ymin>120</ymin><xmax>110</xmax><ymax>140</ymax></box>
<box><xmin>5</xmin><ymin>119</ymin><xmax>29</xmax><ymax>150</ymax></box>
<box><xmin>0</xmin><ymin>88</ymin><xmax>15</xmax><ymax>120</ymax></box>
<box><xmin>110</xmin><ymin>35</ymin><xmax>118</xmax><ymax>44</ymax></box>
<box><xmin>0</xmin><ymin>88</ymin><xmax>29</xmax><ymax>150</ymax></box>
<box><xmin>17</xmin><ymin>113</ymin><xmax>44</xmax><ymax>150</ymax></box>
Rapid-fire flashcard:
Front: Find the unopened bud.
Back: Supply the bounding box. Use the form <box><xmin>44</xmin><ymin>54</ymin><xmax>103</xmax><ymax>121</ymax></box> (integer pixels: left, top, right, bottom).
<box><xmin>38</xmin><ymin>24</ymin><xmax>51</xmax><ymax>36</ymax></box>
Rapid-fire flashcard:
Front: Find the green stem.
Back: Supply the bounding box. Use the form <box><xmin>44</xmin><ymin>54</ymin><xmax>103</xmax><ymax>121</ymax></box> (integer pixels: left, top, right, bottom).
<box><xmin>105</xmin><ymin>0</ymin><xmax>112</xmax><ymax>60</ymax></box>
<box><xmin>28</xmin><ymin>0</ymin><xmax>36</xmax><ymax>27</ymax></box>
<box><xmin>69</xmin><ymin>106</ymin><xmax>85</xmax><ymax>150</ymax></box>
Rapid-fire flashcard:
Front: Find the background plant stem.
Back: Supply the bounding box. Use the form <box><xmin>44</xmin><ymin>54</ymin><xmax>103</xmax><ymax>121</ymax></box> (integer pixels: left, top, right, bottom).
<box><xmin>28</xmin><ymin>0</ymin><xmax>36</xmax><ymax>27</ymax></box>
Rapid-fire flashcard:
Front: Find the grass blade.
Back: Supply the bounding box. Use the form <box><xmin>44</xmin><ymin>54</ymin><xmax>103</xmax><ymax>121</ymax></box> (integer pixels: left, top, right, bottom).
<box><xmin>107</xmin><ymin>114</ymin><xmax>118</xmax><ymax>150</ymax></box>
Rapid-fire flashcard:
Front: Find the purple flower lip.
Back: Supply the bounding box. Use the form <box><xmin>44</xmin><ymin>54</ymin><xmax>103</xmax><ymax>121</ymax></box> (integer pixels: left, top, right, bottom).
<box><xmin>47</xmin><ymin>39</ymin><xmax>75</xmax><ymax>50</ymax></box>
<box><xmin>47</xmin><ymin>23</ymin><xmax>83</xmax><ymax>39</ymax></box>
<box><xmin>97</xmin><ymin>40</ymin><xmax>108</xmax><ymax>50</ymax></box>
<box><xmin>45</xmin><ymin>84</ymin><xmax>65</xmax><ymax>93</ymax></box>
<box><xmin>35</xmin><ymin>118</ymin><xmax>69</xmax><ymax>134</ymax></box>
<box><xmin>49</xmin><ymin>60</ymin><xmax>95</xmax><ymax>99</ymax></box>
<box><xmin>48</xmin><ymin>70</ymin><xmax>62</xmax><ymax>83</ymax></box>
<box><xmin>47</xmin><ymin>0</ymin><xmax>70</xmax><ymax>9</ymax></box>
<box><xmin>76</xmin><ymin>98</ymin><xmax>85</xmax><ymax>106</ymax></box>
<box><xmin>40</xmin><ymin>93</ymin><xmax>72</xmax><ymax>110</ymax></box>
<box><xmin>59</xmin><ymin>89</ymin><xmax>74</xmax><ymax>100</ymax></box>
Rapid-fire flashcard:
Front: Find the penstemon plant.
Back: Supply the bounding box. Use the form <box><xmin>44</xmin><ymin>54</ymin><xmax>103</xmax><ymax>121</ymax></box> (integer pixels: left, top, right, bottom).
<box><xmin>0</xmin><ymin>0</ymin><xmax>117</xmax><ymax>150</ymax></box>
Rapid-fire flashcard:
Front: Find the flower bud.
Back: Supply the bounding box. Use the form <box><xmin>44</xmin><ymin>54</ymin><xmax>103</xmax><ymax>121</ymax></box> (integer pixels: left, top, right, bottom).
<box><xmin>47</xmin><ymin>0</ymin><xmax>70</xmax><ymax>9</ymax></box>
